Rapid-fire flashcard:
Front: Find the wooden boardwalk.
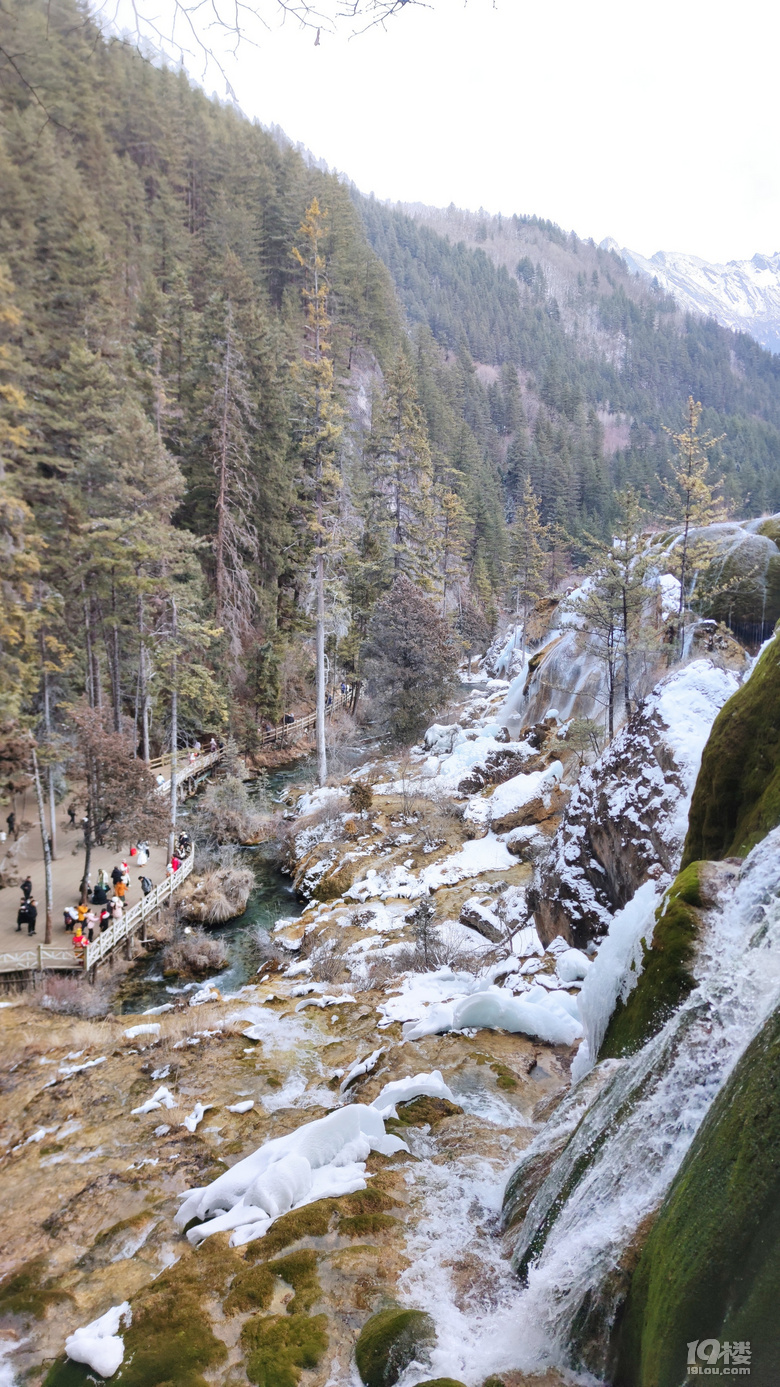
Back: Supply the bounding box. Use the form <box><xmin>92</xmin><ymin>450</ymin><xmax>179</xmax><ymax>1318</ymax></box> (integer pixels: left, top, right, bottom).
<box><xmin>258</xmin><ymin>692</ymin><xmax>348</xmax><ymax>747</ymax></box>
<box><xmin>0</xmin><ymin>852</ymin><xmax>195</xmax><ymax>977</ymax></box>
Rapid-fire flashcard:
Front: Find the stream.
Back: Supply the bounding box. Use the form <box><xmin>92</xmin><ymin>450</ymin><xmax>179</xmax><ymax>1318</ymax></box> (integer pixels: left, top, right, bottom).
<box><xmin>115</xmin><ymin>758</ymin><xmax>313</xmax><ymax>1014</ymax></box>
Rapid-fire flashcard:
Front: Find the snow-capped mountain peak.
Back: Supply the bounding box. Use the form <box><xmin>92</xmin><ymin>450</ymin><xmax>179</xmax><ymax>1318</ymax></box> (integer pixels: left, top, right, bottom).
<box><xmin>600</xmin><ymin>239</ymin><xmax>780</xmax><ymax>354</ymax></box>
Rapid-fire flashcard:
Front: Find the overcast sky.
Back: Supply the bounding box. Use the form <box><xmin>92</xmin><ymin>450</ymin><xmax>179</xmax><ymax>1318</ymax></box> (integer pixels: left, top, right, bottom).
<box><xmin>124</xmin><ymin>0</ymin><xmax>780</xmax><ymax>264</ymax></box>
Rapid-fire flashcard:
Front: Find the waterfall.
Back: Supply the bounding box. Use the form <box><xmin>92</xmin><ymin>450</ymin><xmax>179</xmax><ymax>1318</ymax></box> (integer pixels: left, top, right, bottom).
<box><xmin>503</xmin><ymin>826</ymin><xmax>780</xmax><ymax>1378</ymax></box>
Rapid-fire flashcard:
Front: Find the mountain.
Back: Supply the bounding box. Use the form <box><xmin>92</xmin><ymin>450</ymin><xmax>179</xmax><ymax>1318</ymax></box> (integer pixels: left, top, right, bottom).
<box><xmin>601</xmin><ymin>238</ymin><xmax>780</xmax><ymax>355</ymax></box>
<box><xmin>356</xmin><ymin>198</ymin><xmax>780</xmax><ymax>521</ymax></box>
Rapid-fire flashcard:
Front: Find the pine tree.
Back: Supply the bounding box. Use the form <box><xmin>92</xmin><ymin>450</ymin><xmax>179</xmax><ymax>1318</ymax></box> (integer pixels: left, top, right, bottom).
<box><xmin>291</xmin><ymin>198</ymin><xmax>343</xmax><ymax>786</ymax></box>
<box><xmin>661</xmin><ymin>396</ymin><xmax>726</xmax><ymax>657</ymax></box>
<box><xmin>207</xmin><ymin>304</ymin><xmax>259</xmax><ymax>657</ymax></box>
<box><xmin>365</xmin><ymin>352</ymin><xmax>436</xmax><ymax>587</ymax></box>
<box><xmin>508</xmin><ymin>478</ymin><xmax>547</xmax><ymax>660</ymax></box>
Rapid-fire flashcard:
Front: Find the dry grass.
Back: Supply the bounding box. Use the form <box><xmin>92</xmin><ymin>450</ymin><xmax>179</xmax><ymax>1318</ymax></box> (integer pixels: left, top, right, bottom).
<box><xmin>161</xmin><ymin>929</ymin><xmax>229</xmax><ymax>977</ymax></box>
<box><xmin>179</xmin><ymin>866</ymin><xmax>254</xmax><ymax>924</ymax></box>
<box><xmin>37</xmin><ymin>974</ymin><xmax>114</xmax><ymax>1018</ymax></box>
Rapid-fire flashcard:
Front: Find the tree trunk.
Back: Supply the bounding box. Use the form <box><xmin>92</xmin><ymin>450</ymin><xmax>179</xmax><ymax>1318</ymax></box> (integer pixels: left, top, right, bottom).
<box><xmin>214</xmin><ymin>329</ymin><xmax>231</xmax><ymax>623</ymax></box>
<box><xmin>168</xmin><ymin>596</ymin><xmax>178</xmax><ymax>861</ymax></box>
<box><xmin>138</xmin><ymin>593</ymin><xmax>150</xmax><ymax>761</ymax></box>
<box><xmin>316</xmin><ymin>548</ymin><xmax>327</xmax><ymax>787</ymax></box>
<box><xmin>40</xmin><ymin>649</ymin><xmax>57</xmax><ymax>860</ymax></box>
<box><xmin>31</xmin><ymin>745</ymin><xmax>53</xmax><ymax>944</ymax></box>
<box><xmin>622</xmin><ymin>586</ymin><xmax>631</xmax><ymax>717</ymax></box>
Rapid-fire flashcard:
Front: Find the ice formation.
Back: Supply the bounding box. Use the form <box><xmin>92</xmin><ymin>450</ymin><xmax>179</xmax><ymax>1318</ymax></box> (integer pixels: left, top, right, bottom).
<box><xmin>65</xmin><ymin>1302</ymin><xmax>131</xmax><ymax>1378</ymax></box>
<box><xmin>175</xmin><ymin>1077</ymin><xmax>446</xmax><ymax>1248</ymax></box>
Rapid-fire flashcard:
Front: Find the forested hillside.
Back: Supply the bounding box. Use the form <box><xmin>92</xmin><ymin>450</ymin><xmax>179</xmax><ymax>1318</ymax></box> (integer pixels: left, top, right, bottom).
<box><xmin>0</xmin><ymin>0</ymin><xmax>508</xmax><ymax>761</ymax></box>
<box><xmin>357</xmin><ymin>196</ymin><xmax>780</xmax><ymax>527</ymax></box>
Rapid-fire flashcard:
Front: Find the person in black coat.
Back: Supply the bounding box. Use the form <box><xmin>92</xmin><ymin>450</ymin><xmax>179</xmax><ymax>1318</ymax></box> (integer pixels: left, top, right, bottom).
<box><xmin>16</xmin><ymin>901</ymin><xmax>28</xmax><ymax>932</ymax></box>
<box><xmin>21</xmin><ymin>875</ymin><xmax>32</xmax><ymax>902</ymax></box>
<box><xmin>91</xmin><ymin>882</ymin><xmax>108</xmax><ymax>905</ymax></box>
<box><xmin>26</xmin><ymin>900</ymin><xmax>37</xmax><ymax>935</ymax></box>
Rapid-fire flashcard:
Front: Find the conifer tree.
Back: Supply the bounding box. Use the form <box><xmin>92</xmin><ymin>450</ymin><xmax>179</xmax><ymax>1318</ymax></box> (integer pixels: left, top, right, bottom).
<box><xmin>509</xmin><ymin>478</ymin><xmax>548</xmax><ymax>660</ymax></box>
<box><xmin>291</xmin><ymin>198</ymin><xmax>343</xmax><ymax>786</ymax></box>
<box><xmin>366</xmin><ymin>352</ymin><xmax>436</xmax><ymax>588</ymax></box>
<box><xmin>207</xmin><ymin>304</ymin><xmax>259</xmax><ymax>657</ymax></box>
<box><xmin>661</xmin><ymin>397</ymin><xmax>726</xmax><ymax>657</ymax></box>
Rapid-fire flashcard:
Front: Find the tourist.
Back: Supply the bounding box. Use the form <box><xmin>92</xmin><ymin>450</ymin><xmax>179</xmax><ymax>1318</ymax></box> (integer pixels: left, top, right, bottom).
<box><xmin>110</xmin><ymin>897</ymin><xmax>123</xmax><ymax>922</ymax></box>
<box><xmin>21</xmin><ymin>875</ymin><xmax>32</xmax><ymax>902</ymax></box>
<box><xmin>6</xmin><ymin>810</ymin><xmax>16</xmax><ymax>840</ymax></box>
<box><xmin>111</xmin><ymin>864</ymin><xmax>124</xmax><ymax>886</ymax></box>
<box><xmin>115</xmin><ymin>878</ymin><xmax>128</xmax><ymax>900</ymax></box>
<box><xmin>27</xmin><ymin>899</ymin><xmax>38</xmax><ymax>935</ymax></box>
<box><xmin>91</xmin><ymin>880</ymin><xmax>108</xmax><ymax>906</ymax></box>
<box><xmin>139</xmin><ymin>875</ymin><xmax>153</xmax><ymax>896</ymax></box>
<box><xmin>99</xmin><ymin>908</ymin><xmax>111</xmax><ymax>932</ymax></box>
<box><xmin>67</xmin><ymin>802</ymin><xmax>77</xmax><ymax>826</ymax></box>
<box><xmin>63</xmin><ymin>906</ymin><xmax>78</xmax><ymax>932</ymax></box>
<box><xmin>16</xmin><ymin>901</ymin><xmax>29</xmax><ymax>933</ymax></box>
<box><xmin>85</xmin><ymin>911</ymin><xmax>97</xmax><ymax>942</ymax></box>
<box><xmin>209</xmin><ymin>737</ymin><xmax>217</xmax><ymax>754</ymax></box>
<box><xmin>72</xmin><ymin>927</ymin><xmax>87</xmax><ymax>957</ymax></box>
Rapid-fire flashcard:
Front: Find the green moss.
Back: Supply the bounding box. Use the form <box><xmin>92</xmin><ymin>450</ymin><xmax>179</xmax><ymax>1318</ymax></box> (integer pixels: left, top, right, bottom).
<box><xmin>341</xmin><ymin>1184</ymin><xmax>396</xmax><ymax>1216</ymax></box>
<box><xmin>245</xmin><ymin>1200</ymin><xmax>336</xmax><ymax>1259</ymax></box>
<box><xmin>224</xmin><ymin>1262</ymin><xmax>275</xmax><ymax>1315</ymax></box>
<box><xmin>111</xmin><ymin>1238</ymin><xmax>237</xmax><ymax>1386</ymax></box>
<box><xmin>339</xmin><ymin>1213</ymin><xmax>398</xmax><ymax>1237</ymax></box>
<box><xmin>43</xmin><ymin>1361</ymin><xmax>97</xmax><ymax>1387</ymax></box>
<box><xmin>391</xmin><ymin>1096</ymin><xmax>462</xmax><ymax>1127</ymax></box>
<box><xmin>241</xmin><ymin>1312</ymin><xmax>328</xmax><ymax>1387</ymax></box>
<box><xmin>683</xmin><ymin>630</ymin><xmax>780</xmax><ymax>863</ymax></box>
<box><xmin>490</xmin><ymin>1062</ymin><xmax>518</xmax><ymax>1090</ymax></box>
<box><xmin>355</xmin><ymin>1306</ymin><xmax>436</xmax><ymax>1387</ymax></box>
<box><xmin>480</xmin><ymin>1379</ymin><xmax>506</xmax><ymax>1387</ymax></box>
<box><xmin>614</xmin><ymin>1003</ymin><xmax>780</xmax><ymax>1387</ymax></box>
<box><xmin>0</xmin><ymin>1256</ymin><xmax>71</xmax><ymax>1320</ymax></box>
<box><xmin>416</xmin><ymin>1380</ymin><xmax>468</xmax><ymax>1387</ymax></box>
<box><xmin>269</xmin><ymin>1250</ymin><xmax>321</xmax><ymax>1314</ymax></box>
<box><xmin>600</xmin><ymin>863</ymin><xmax>702</xmax><ymax>1060</ymax></box>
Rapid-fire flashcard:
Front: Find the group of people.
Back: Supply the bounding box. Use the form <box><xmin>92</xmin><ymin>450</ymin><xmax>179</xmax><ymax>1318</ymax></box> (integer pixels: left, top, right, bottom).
<box><xmin>15</xmin><ymin>876</ymin><xmax>37</xmax><ymax>935</ymax></box>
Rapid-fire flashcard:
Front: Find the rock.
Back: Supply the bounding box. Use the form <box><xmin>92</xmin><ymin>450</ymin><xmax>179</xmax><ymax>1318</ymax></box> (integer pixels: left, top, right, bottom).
<box><xmin>459</xmin><ymin>897</ymin><xmax>503</xmax><ymax>943</ymax></box>
<box><xmin>613</xmin><ymin>1003</ymin><xmax>780</xmax><ymax>1387</ymax></box>
<box><xmin>503</xmin><ymin>826</ymin><xmax>550</xmax><ymax>861</ymax></box>
<box><xmin>457</xmin><ymin>742</ymin><xmax>546</xmax><ymax>795</ymax></box>
<box><xmin>532</xmin><ymin>660</ymin><xmax>740</xmax><ymax>948</ymax></box>
<box><xmin>355</xmin><ymin>1306</ymin><xmax>436</xmax><ymax>1387</ymax></box>
<box><xmin>683</xmin><ymin>630</ymin><xmax>780</xmax><ymax>865</ymax></box>
<box><xmin>490</xmin><ymin>763</ymin><xmax>566</xmax><ymax>835</ymax></box>
<box><xmin>462</xmin><ymin>797</ymin><xmax>492</xmax><ymax>838</ymax></box>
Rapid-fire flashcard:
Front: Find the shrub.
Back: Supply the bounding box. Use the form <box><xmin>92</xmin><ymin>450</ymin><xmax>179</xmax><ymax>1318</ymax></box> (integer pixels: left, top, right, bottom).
<box><xmin>162</xmin><ymin>928</ymin><xmax>229</xmax><ymax>977</ymax></box>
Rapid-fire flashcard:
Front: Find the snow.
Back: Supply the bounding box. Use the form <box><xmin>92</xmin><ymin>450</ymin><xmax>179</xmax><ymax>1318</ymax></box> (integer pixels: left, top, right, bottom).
<box><xmin>372</xmin><ymin>1069</ymin><xmax>455</xmax><ymax>1116</ymax></box>
<box><xmin>486</xmin><ymin>761</ymin><xmax>562</xmax><ymax>826</ymax></box>
<box><xmin>182</xmin><ymin>1102</ymin><xmax>212</xmax><ymax>1133</ymax></box>
<box><xmin>340</xmin><ymin>1048</ymin><xmax>383</xmax><ymax>1093</ymax></box>
<box><xmin>132</xmin><ymin>1085</ymin><xmax>177</xmax><ymax>1114</ymax></box>
<box><xmin>65</xmin><ymin>1302</ymin><xmax>131</xmax><ymax>1378</ymax></box>
<box><xmin>296</xmin><ymin>786</ymin><xmax>347</xmax><ymax>816</ymax></box>
<box><xmin>176</xmin><ymin>1102</ymin><xmax>409</xmax><ymax>1247</ymax></box>
<box><xmin>556</xmin><ymin>948</ymin><xmax>591</xmax><ymax>983</ymax></box>
<box><xmin>572</xmin><ymin>880</ymin><xmax>661</xmax><ymax>1082</ymax></box>
<box><xmin>123</xmin><ymin>1023</ymin><xmax>161</xmax><ymax>1039</ymax></box>
<box><xmin>403</xmin><ymin>988</ymin><xmax>583</xmax><ymax>1046</ymax></box>
<box><xmin>227</xmin><ymin>1100</ymin><xmax>255</xmax><ymax>1113</ymax></box>
<box><xmin>175</xmin><ymin>1073</ymin><xmax>454</xmax><ymax>1248</ymax></box>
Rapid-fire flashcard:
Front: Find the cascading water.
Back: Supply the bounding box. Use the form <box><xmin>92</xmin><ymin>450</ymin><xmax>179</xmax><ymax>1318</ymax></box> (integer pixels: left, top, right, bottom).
<box><xmin>502</xmin><ymin>826</ymin><xmax>780</xmax><ymax>1379</ymax></box>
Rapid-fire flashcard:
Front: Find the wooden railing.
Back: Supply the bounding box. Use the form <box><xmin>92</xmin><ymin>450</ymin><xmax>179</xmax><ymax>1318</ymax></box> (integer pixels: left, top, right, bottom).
<box><xmin>0</xmin><ymin>945</ymin><xmax>82</xmax><ymax>975</ymax></box>
<box><xmin>259</xmin><ymin>692</ymin><xmax>348</xmax><ymax>747</ymax></box>
<box><xmin>0</xmin><ymin>851</ymin><xmax>195</xmax><ymax>976</ymax></box>
<box><xmin>152</xmin><ymin>748</ymin><xmax>222</xmax><ymax>791</ymax></box>
<box><xmin>84</xmin><ymin>849</ymin><xmax>195</xmax><ymax>972</ymax></box>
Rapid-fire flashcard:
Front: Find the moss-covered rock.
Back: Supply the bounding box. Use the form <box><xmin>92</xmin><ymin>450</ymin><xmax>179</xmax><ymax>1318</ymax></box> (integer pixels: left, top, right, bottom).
<box><xmin>683</xmin><ymin>630</ymin><xmax>780</xmax><ymax>863</ymax></box>
<box><xmin>415</xmin><ymin>1380</ymin><xmax>467</xmax><ymax>1387</ymax></box>
<box><xmin>613</xmin><ymin>1003</ymin><xmax>780</xmax><ymax>1387</ymax></box>
<box><xmin>355</xmin><ymin>1306</ymin><xmax>436</xmax><ymax>1387</ymax></box>
<box><xmin>241</xmin><ymin>1312</ymin><xmax>328</xmax><ymax>1387</ymax></box>
<box><xmin>45</xmin><ymin>1241</ymin><xmax>237</xmax><ymax>1387</ymax></box>
<box><xmin>0</xmin><ymin>1255</ymin><xmax>71</xmax><ymax>1320</ymax></box>
<box><xmin>600</xmin><ymin>862</ymin><xmax>703</xmax><ymax>1060</ymax></box>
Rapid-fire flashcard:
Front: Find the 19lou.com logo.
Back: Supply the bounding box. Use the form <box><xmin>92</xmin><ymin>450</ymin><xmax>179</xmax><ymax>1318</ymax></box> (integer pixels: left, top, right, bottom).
<box><xmin>687</xmin><ymin>1341</ymin><xmax>751</xmax><ymax>1375</ymax></box>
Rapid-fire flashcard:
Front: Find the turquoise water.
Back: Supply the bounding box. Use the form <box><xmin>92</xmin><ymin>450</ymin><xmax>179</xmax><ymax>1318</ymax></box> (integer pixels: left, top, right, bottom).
<box><xmin>116</xmin><ymin>760</ymin><xmax>313</xmax><ymax>1013</ymax></box>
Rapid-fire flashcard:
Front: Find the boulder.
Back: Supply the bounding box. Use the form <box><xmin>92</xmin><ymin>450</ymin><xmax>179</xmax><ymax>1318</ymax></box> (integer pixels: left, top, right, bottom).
<box><xmin>459</xmin><ymin>897</ymin><xmax>503</xmax><ymax>943</ymax></box>
<box><xmin>531</xmin><ymin>660</ymin><xmax>740</xmax><ymax>948</ymax></box>
<box><xmin>489</xmin><ymin>762</ymin><xmax>565</xmax><ymax>835</ymax></box>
